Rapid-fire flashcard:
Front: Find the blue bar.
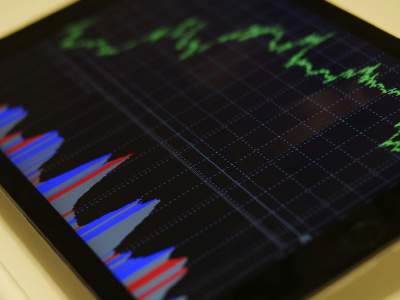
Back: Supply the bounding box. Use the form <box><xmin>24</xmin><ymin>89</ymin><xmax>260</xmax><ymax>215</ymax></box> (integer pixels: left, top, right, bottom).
<box><xmin>106</xmin><ymin>252</ymin><xmax>132</xmax><ymax>268</ymax></box>
<box><xmin>101</xmin><ymin>251</ymin><xmax>116</xmax><ymax>261</ymax></box>
<box><xmin>22</xmin><ymin>151</ymin><xmax>57</xmax><ymax>173</ymax></box>
<box><xmin>76</xmin><ymin>199</ymin><xmax>141</xmax><ymax>236</ymax></box>
<box><xmin>37</xmin><ymin>154</ymin><xmax>111</xmax><ymax>195</ymax></box>
<box><xmin>18</xmin><ymin>144</ymin><xmax>59</xmax><ymax>168</ymax></box>
<box><xmin>82</xmin><ymin>200</ymin><xmax>157</xmax><ymax>242</ymax></box>
<box><xmin>0</xmin><ymin>107</ymin><xmax>19</xmax><ymax>119</ymax></box>
<box><xmin>1</xmin><ymin>137</ymin><xmax>24</xmax><ymax>151</ymax></box>
<box><xmin>12</xmin><ymin>137</ymin><xmax>63</xmax><ymax>165</ymax></box>
<box><xmin>0</xmin><ymin>107</ymin><xmax>27</xmax><ymax>127</ymax></box>
<box><xmin>111</xmin><ymin>247</ymin><xmax>175</xmax><ymax>281</ymax></box>
<box><xmin>68</xmin><ymin>218</ymin><xmax>77</xmax><ymax>225</ymax></box>
<box><xmin>25</xmin><ymin>168</ymin><xmax>40</xmax><ymax>178</ymax></box>
<box><xmin>8</xmin><ymin>131</ymin><xmax>58</xmax><ymax>159</ymax></box>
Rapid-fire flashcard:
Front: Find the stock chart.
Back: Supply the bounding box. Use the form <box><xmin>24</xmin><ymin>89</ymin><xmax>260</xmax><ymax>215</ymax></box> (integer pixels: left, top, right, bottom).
<box><xmin>1</xmin><ymin>0</ymin><xmax>400</xmax><ymax>299</ymax></box>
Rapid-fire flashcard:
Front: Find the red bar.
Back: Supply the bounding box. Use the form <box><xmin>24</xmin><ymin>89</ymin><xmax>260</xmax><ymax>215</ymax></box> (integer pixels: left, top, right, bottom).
<box><xmin>137</xmin><ymin>267</ymin><xmax>188</xmax><ymax>300</ymax></box>
<box><xmin>75</xmin><ymin>226</ymin><xmax>83</xmax><ymax>231</ymax></box>
<box><xmin>0</xmin><ymin>131</ymin><xmax>22</xmax><ymax>144</ymax></box>
<box><xmin>104</xmin><ymin>253</ymin><xmax>121</xmax><ymax>264</ymax></box>
<box><xmin>5</xmin><ymin>134</ymin><xmax>44</xmax><ymax>155</ymax></box>
<box><xmin>127</xmin><ymin>258</ymin><xmax>186</xmax><ymax>293</ymax></box>
<box><xmin>62</xmin><ymin>210</ymin><xmax>75</xmax><ymax>218</ymax></box>
<box><xmin>48</xmin><ymin>154</ymin><xmax>132</xmax><ymax>202</ymax></box>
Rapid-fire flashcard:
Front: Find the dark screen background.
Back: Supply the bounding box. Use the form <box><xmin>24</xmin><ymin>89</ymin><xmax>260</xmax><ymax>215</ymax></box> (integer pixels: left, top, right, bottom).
<box><xmin>1</xmin><ymin>0</ymin><xmax>400</xmax><ymax>299</ymax></box>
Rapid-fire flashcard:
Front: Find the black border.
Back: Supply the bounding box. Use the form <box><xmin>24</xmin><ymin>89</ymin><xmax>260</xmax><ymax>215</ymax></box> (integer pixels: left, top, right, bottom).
<box><xmin>1</xmin><ymin>0</ymin><xmax>400</xmax><ymax>300</ymax></box>
<box><xmin>0</xmin><ymin>155</ymin><xmax>133</xmax><ymax>300</ymax></box>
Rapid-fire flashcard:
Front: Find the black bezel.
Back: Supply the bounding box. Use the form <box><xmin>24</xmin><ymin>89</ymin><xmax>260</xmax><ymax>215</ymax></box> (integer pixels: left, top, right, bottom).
<box><xmin>1</xmin><ymin>0</ymin><xmax>400</xmax><ymax>300</ymax></box>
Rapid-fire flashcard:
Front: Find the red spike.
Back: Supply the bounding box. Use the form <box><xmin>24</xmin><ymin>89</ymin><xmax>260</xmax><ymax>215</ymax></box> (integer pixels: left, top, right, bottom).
<box><xmin>104</xmin><ymin>253</ymin><xmax>121</xmax><ymax>264</ymax></box>
<box><xmin>0</xmin><ymin>131</ymin><xmax>22</xmax><ymax>144</ymax></box>
<box><xmin>128</xmin><ymin>257</ymin><xmax>187</xmax><ymax>293</ymax></box>
<box><xmin>5</xmin><ymin>134</ymin><xmax>45</xmax><ymax>155</ymax></box>
<box><xmin>48</xmin><ymin>154</ymin><xmax>132</xmax><ymax>202</ymax></box>
<box><xmin>137</xmin><ymin>267</ymin><xmax>188</xmax><ymax>299</ymax></box>
<box><xmin>62</xmin><ymin>210</ymin><xmax>75</xmax><ymax>218</ymax></box>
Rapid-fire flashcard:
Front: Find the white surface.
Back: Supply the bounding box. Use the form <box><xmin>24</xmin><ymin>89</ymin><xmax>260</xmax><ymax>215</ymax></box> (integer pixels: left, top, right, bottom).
<box><xmin>0</xmin><ymin>0</ymin><xmax>77</xmax><ymax>38</ymax></box>
<box><xmin>0</xmin><ymin>261</ymin><xmax>29</xmax><ymax>300</ymax></box>
<box><xmin>0</xmin><ymin>188</ymin><xmax>96</xmax><ymax>300</ymax></box>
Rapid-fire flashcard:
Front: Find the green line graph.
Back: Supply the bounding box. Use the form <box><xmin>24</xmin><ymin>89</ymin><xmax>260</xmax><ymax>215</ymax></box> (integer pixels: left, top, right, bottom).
<box><xmin>60</xmin><ymin>17</ymin><xmax>400</xmax><ymax>95</ymax></box>
<box><xmin>60</xmin><ymin>17</ymin><xmax>400</xmax><ymax>151</ymax></box>
<box><xmin>380</xmin><ymin>122</ymin><xmax>400</xmax><ymax>152</ymax></box>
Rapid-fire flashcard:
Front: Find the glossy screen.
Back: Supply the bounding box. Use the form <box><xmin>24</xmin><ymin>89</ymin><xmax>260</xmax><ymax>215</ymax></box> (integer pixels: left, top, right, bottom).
<box><xmin>1</xmin><ymin>0</ymin><xmax>400</xmax><ymax>299</ymax></box>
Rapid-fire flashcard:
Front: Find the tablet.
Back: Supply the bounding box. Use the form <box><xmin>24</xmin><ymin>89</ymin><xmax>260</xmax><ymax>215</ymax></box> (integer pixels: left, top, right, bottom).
<box><xmin>1</xmin><ymin>0</ymin><xmax>400</xmax><ymax>299</ymax></box>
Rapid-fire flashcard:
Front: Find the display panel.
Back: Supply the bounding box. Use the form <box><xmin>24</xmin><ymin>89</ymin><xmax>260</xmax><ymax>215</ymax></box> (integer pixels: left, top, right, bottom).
<box><xmin>1</xmin><ymin>0</ymin><xmax>400</xmax><ymax>299</ymax></box>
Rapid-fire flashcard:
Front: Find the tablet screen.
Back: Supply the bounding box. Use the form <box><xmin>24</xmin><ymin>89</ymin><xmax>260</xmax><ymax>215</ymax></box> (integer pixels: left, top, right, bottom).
<box><xmin>1</xmin><ymin>0</ymin><xmax>400</xmax><ymax>299</ymax></box>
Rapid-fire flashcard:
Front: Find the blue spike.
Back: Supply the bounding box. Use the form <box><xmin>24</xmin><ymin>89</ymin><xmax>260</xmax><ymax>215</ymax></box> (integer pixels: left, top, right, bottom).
<box><xmin>81</xmin><ymin>200</ymin><xmax>157</xmax><ymax>242</ymax></box>
<box><xmin>0</xmin><ymin>107</ymin><xmax>27</xmax><ymax>127</ymax></box>
<box><xmin>1</xmin><ymin>137</ymin><xmax>24</xmax><ymax>151</ymax></box>
<box><xmin>68</xmin><ymin>218</ymin><xmax>77</xmax><ymax>225</ymax></box>
<box><xmin>106</xmin><ymin>252</ymin><xmax>132</xmax><ymax>268</ymax></box>
<box><xmin>0</xmin><ymin>107</ymin><xmax>20</xmax><ymax>118</ymax></box>
<box><xmin>8</xmin><ymin>131</ymin><xmax>59</xmax><ymax>159</ymax></box>
<box><xmin>76</xmin><ymin>199</ymin><xmax>141</xmax><ymax>236</ymax></box>
<box><xmin>111</xmin><ymin>247</ymin><xmax>175</xmax><ymax>281</ymax></box>
<box><xmin>22</xmin><ymin>151</ymin><xmax>57</xmax><ymax>173</ymax></box>
<box><xmin>12</xmin><ymin>137</ymin><xmax>63</xmax><ymax>165</ymax></box>
<box><xmin>37</xmin><ymin>154</ymin><xmax>112</xmax><ymax>195</ymax></box>
<box><xmin>25</xmin><ymin>169</ymin><xmax>40</xmax><ymax>178</ymax></box>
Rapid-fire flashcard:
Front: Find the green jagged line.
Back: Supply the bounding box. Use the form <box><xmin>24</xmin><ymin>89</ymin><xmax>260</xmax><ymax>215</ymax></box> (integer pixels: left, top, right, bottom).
<box><xmin>60</xmin><ymin>17</ymin><xmax>400</xmax><ymax>95</ymax></box>
<box><xmin>380</xmin><ymin>122</ymin><xmax>400</xmax><ymax>152</ymax></box>
<box><xmin>60</xmin><ymin>17</ymin><xmax>400</xmax><ymax>150</ymax></box>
